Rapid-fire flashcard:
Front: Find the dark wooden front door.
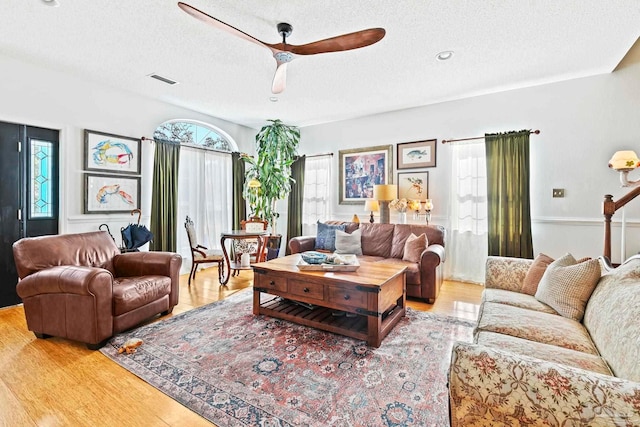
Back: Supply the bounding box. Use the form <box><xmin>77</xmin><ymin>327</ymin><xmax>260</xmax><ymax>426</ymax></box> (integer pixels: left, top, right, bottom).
<box><xmin>0</xmin><ymin>121</ymin><xmax>59</xmax><ymax>308</ymax></box>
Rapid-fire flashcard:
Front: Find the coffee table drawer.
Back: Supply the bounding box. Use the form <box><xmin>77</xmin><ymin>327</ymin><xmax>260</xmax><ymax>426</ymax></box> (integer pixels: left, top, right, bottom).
<box><xmin>255</xmin><ymin>274</ymin><xmax>287</xmax><ymax>292</ymax></box>
<box><xmin>288</xmin><ymin>279</ymin><xmax>324</xmax><ymax>300</ymax></box>
<box><xmin>328</xmin><ymin>286</ymin><xmax>367</xmax><ymax>309</ymax></box>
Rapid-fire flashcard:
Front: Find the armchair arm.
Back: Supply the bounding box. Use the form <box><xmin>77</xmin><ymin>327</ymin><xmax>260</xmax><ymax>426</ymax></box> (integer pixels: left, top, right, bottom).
<box><xmin>484</xmin><ymin>256</ymin><xmax>532</xmax><ymax>291</ymax></box>
<box><xmin>113</xmin><ymin>251</ymin><xmax>182</xmax><ymax>307</ymax></box>
<box><xmin>449</xmin><ymin>342</ymin><xmax>640</xmax><ymax>426</ymax></box>
<box><xmin>16</xmin><ymin>265</ymin><xmax>113</xmax><ymax>299</ymax></box>
<box><xmin>288</xmin><ymin>236</ymin><xmax>316</xmax><ymax>254</ymax></box>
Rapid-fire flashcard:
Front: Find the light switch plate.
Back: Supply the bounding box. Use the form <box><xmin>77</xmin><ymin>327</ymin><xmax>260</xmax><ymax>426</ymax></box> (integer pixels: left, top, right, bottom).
<box><xmin>552</xmin><ymin>188</ymin><xmax>565</xmax><ymax>198</ymax></box>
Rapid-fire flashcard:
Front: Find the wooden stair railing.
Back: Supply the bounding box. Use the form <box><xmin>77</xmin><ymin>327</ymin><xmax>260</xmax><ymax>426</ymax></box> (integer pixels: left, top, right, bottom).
<box><xmin>603</xmin><ymin>186</ymin><xmax>640</xmax><ymax>261</ymax></box>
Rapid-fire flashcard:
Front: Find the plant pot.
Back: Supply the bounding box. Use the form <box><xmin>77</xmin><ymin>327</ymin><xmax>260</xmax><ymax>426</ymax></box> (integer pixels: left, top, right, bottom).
<box><xmin>265</xmin><ymin>234</ymin><xmax>282</xmax><ymax>261</ymax></box>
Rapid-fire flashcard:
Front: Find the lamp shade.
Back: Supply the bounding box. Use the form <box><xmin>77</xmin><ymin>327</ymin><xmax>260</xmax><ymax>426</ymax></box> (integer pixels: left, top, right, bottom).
<box><xmin>364</xmin><ymin>199</ymin><xmax>379</xmax><ymax>212</ymax></box>
<box><xmin>609</xmin><ymin>151</ymin><xmax>640</xmax><ymax>171</ymax></box>
<box><xmin>373</xmin><ymin>184</ymin><xmax>397</xmax><ymax>201</ymax></box>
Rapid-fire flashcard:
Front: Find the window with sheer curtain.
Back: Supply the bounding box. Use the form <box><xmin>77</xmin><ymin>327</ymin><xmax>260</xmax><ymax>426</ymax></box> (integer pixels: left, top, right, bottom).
<box><xmin>154</xmin><ymin>120</ymin><xmax>237</xmax><ymax>275</ymax></box>
<box><xmin>444</xmin><ymin>141</ymin><xmax>488</xmax><ymax>284</ymax></box>
<box><xmin>302</xmin><ymin>155</ymin><xmax>332</xmax><ymax>236</ymax></box>
<box><xmin>177</xmin><ymin>148</ymin><xmax>233</xmax><ymax>274</ymax></box>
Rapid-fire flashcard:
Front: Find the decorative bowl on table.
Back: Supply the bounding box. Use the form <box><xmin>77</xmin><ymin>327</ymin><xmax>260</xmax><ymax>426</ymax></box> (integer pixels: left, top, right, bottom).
<box><xmin>300</xmin><ymin>251</ymin><xmax>328</xmax><ymax>265</ymax></box>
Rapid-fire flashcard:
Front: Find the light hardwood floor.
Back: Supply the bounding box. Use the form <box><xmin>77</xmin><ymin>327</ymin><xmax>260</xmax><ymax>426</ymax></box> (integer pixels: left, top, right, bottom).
<box><xmin>0</xmin><ymin>267</ymin><xmax>482</xmax><ymax>427</ymax></box>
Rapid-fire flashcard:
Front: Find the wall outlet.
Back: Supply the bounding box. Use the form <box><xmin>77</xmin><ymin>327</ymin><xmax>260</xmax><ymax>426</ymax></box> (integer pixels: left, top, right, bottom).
<box><xmin>552</xmin><ymin>188</ymin><xmax>565</xmax><ymax>198</ymax></box>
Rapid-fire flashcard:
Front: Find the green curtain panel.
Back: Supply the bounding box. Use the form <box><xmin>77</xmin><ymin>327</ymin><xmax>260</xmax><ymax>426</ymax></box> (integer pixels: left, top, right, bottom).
<box><xmin>286</xmin><ymin>155</ymin><xmax>306</xmax><ymax>255</ymax></box>
<box><xmin>232</xmin><ymin>152</ymin><xmax>247</xmax><ymax>229</ymax></box>
<box><xmin>150</xmin><ymin>139</ymin><xmax>181</xmax><ymax>252</ymax></box>
<box><xmin>485</xmin><ymin>130</ymin><xmax>533</xmax><ymax>259</ymax></box>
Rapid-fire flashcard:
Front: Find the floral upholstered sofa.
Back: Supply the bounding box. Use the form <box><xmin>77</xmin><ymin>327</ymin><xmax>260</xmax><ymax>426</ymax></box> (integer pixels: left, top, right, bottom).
<box><xmin>448</xmin><ymin>254</ymin><xmax>640</xmax><ymax>426</ymax></box>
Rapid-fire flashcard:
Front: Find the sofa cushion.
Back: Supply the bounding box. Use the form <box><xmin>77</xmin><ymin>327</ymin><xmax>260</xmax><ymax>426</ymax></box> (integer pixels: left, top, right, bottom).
<box><xmin>359</xmin><ymin>223</ymin><xmax>394</xmax><ymax>258</ymax></box>
<box><xmin>584</xmin><ymin>255</ymin><xmax>640</xmax><ymax>381</ymax></box>
<box><xmin>334</xmin><ymin>229</ymin><xmax>362</xmax><ymax>255</ymax></box>
<box><xmin>521</xmin><ymin>253</ymin><xmax>554</xmax><ymax>295</ymax></box>
<box><xmin>402</xmin><ymin>233</ymin><xmax>428</xmax><ymax>263</ymax></box>
<box><xmin>390</xmin><ymin>224</ymin><xmax>443</xmax><ymax>259</ymax></box>
<box><xmin>315</xmin><ymin>222</ymin><xmax>346</xmax><ymax>251</ymax></box>
<box><xmin>476</xmin><ymin>302</ymin><xmax>599</xmax><ymax>354</ymax></box>
<box><xmin>112</xmin><ymin>276</ymin><xmax>172</xmax><ymax>316</ymax></box>
<box><xmin>375</xmin><ymin>258</ymin><xmax>420</xmax><ymax>285</ymax></box>
<box><xmin>475</xmin><ymin>331</ymin><xmax>612</xmax><ymax>375</ymax></box>
<box><xmin>534</xmin><ymin>253</ymin><xmax>601</xmax><ymax>321</ymax></box>
<box><xmin>482</xmin><ymin>288</ymin><xmax>557</xmax><ymax>315</ymax></box>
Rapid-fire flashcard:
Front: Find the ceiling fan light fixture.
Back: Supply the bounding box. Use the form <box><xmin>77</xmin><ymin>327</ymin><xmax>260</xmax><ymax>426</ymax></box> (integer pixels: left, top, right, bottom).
<box><xmin>436</xmin><ymin>50</ymin><xmax>454</xmax><ymax>61</ymax></box>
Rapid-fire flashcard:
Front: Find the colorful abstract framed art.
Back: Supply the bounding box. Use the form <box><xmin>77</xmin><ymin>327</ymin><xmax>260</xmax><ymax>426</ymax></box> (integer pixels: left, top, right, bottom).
<box><xmin>84</xmin><ymin>173</ymin><xmax>141</xmax><ymax>214</ymax></box>
<box><xmin>339</xmin><ymin>145</ymin><xmax>393</xmax><ymax>204</ymax></box>
<box><xmin>397</xmin><ymin>139</ymin><xmax>437</xmax><ymax>169</ymax></box>
<box><xmin>84</xmin><ymin>129</ymin><xmax>141</xmax><ymax>175</ymax></box>
<box><xmin>397</xmin><ymin>171</ymin><xmax>429</xmax><ymax>201</ymax></box>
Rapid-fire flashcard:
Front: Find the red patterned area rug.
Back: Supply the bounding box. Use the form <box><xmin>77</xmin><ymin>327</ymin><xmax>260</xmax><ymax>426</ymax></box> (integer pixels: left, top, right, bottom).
<box><xmin>101</xmin><ymin>290</ymin><xmax>474</xmax><ymax>427</ymax></box>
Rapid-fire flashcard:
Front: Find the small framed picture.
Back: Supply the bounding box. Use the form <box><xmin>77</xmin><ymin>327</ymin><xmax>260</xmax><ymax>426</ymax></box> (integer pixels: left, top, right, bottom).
<box><xmin>84</xmin><ymin>129</ymin><xmax>141</xmax><ymax>175</ymax></box>
<box><xmin>397</xmin><ymin>139</ymin><xmax>437</xmax><ymax>169</ymax></box>
<box><xmin>339</xmin><ymin>145</ymin><xmax>393</xmax><ymax>204</ymax></box>
<box><xmin>397</xmin><ymin>171</ymin><xmax>429</xmax><ymax>200</ymax></box>
<box><xmin>84</xmin><ymin>173</ymin><xmax>140</xmax><ymax>214</ymax></box>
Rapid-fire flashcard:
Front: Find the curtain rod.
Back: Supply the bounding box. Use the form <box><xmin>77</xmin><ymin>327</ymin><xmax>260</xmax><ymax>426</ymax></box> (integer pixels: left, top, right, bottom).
<box><xmin>441</xmin><ymin>129</ymin><xmax>540</xmax><ymax>144</ymax></box>
<box><xmin>305</xmin><ymin>152</ymin><xmax>333</xmax><ymax>158</ymax></box>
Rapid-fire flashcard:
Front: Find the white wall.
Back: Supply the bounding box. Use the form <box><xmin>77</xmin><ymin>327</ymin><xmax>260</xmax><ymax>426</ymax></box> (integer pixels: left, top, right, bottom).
<box><xmin>0</xmin><ymin>53</ymin><xmax>255</xmax><ymax>239</ymax></box>
<box><xmin>300</xmin><ymin>57</ymin><xmax>640</xmax><ymax>264</ymax></box>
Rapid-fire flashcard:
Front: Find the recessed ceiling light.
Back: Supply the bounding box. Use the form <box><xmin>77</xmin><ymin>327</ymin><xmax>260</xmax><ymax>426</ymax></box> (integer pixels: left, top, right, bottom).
<box><xmin>269</xmin><ymin>97</ymin><xmax>279</xmax><ymax>102</ymax></box>
<box><xmin>41</xmin><ymin>0</ymin><xmax>60</xmax><ymax>7</ymax></box>
<box><xmin>436</xmin><ymin>50</ymin><xmax>454</xmax><ymax>61</ymax></box>
<box><xmin>148</xmin><ymin>73</ymin><xmax>179</xmax><ymax>85</ymax></box>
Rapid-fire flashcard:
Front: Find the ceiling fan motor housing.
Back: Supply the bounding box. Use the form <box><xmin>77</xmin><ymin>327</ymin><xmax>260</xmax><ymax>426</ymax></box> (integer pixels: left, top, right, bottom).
<box><xmin>277</xmin><ymin>22</ymin><xmax>293</xmax><ymax>39</ymax></box>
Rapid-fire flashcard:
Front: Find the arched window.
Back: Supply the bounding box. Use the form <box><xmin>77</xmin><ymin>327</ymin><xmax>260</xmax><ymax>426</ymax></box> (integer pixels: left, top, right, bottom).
<box><xmin>154</xmin><ymin>120</ymin><xmax>236</xmax><ymax>275</ymax></box>
<box><xmin>153</xmin><ymin>119</ymin><xmax>238</xmax><ymax>152</ymax></box>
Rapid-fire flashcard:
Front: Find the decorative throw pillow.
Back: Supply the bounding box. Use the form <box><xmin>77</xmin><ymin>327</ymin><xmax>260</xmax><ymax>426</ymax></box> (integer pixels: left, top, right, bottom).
<box><xmin>334</xmin><ymin>229</ymin><xmax>363</xmax><ymax>255</ymax></box>
<box><xmin>534</xmin><ymin>253</ymin><xmax>601</xmax><ymax>321</ymax></box>
<box><xmin>521</xmin><ymin>253</ymin><xmax>555</xmax><ymax>295</ymax></box>
<box><xmin>315</xmin><ymin>222</ymin><xmax>346</xmax><ymax>251</ymax></box>
<box><xmin>402</xmin><ymin>233</ymin><xmax>428</xmax><ymax>263</ymax></box>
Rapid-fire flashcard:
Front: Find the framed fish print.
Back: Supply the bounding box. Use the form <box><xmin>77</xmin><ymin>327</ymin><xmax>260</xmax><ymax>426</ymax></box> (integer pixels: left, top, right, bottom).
<box><xmin>339</xmin><ymin>145</ymin><xmax>393</xmax><ymax>204</ymax></box>
<box><xmin>84</xmin><ymin>129</ymin><xmax>141</xmax><ymax>175</ymax></box>
<box><xmin>84</xmin><ymin>173</ymin><xmax>140</xmax><ymax>213</ymax></box>
<box><xmin>397</xmin><ymin>171</ymin><xmax>429</xmax><ymax>200</ymax></box>
<box><xmin>397</xmin><ymin>139</ymin><xmax>437</xmax><ymax>169</ymax></box>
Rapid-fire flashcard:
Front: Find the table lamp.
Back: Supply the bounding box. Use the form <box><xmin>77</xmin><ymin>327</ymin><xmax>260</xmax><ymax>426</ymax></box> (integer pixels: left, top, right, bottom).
<box><xmin>364</xmin><ymin>199</ymin><xmax>379</xmax><ymax>223</ymax></box>
<box><xmin>373</xmin><ymin>184</ymin><xmax>397</xmax><ymax>224</ymax></box>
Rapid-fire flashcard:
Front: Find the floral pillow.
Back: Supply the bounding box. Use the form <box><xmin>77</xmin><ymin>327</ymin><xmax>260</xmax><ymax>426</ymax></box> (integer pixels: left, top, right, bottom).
<box><xmin>315</xmin><ymin>222</ymin><xmax>346</xmax><ymax>251</ymax></box>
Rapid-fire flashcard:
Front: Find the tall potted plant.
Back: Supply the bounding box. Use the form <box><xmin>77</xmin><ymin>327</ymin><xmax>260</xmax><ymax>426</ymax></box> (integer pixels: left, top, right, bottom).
<box><xmin>242</xmin><ymin>119</ymin><xmax>300</xmax><ymax>257</ymax></box>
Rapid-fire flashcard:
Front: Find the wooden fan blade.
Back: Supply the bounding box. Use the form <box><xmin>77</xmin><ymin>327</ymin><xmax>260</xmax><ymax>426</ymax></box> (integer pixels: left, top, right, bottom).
<box><xmin>178</xmin><ymin>2</ymin><xmax>272</xmax><ymax>52</ymax></box>
<box><xmin>271</xmin><ymin>61</ymin><xmax>287</xmax><ymax>94</ymax></box>
<box><xmin>274</xmin><ymin>28</ymin><xmax>385</xmax><ymax>55</ymax></box>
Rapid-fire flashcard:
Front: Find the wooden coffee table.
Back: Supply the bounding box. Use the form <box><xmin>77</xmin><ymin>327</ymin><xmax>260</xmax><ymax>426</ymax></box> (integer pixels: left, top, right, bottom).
<box><xmin>252</xmin><ymin>254</ymin><xmax>406</xmax><ymax>347</ymax></box>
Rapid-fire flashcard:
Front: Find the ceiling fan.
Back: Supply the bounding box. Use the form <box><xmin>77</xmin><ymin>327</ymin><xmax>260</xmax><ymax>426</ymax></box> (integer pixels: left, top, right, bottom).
<box><xmin>177</xmin><ymin>2</ymin><xmax>386</xmax><ymax>94</ymax></box>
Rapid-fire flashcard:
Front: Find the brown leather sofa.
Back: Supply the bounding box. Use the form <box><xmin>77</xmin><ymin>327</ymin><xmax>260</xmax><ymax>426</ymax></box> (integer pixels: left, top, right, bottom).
<box><xmin>289</xmin><ymin>222</ymin><xmax>445</xmax><ymax>303</ymax></box>
<box><xmin>13</xmin><ymin>231</ymin><xmax>182</xmax><ymax>349</ymax></box>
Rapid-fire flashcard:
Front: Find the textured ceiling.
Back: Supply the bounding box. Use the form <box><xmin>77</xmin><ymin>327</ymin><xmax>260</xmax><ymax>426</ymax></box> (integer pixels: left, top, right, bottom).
<box><xmin>2</xmin><ymin>0</ymin><xmax>639</xmax><ymax>129</ymax></box>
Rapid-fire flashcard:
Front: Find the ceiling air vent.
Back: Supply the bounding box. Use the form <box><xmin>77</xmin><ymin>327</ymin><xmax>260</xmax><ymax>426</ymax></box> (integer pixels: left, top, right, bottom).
<box><xmin>148</xmin><ymin>73</ymin><xmax>179</xmax><ymax>85</ymax></box>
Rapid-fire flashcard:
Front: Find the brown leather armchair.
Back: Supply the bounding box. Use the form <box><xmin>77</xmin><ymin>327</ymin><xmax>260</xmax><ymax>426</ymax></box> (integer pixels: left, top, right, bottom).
<box><xmin>13</xmin><ymin>231</ymin><xmax>182</xmax><ymax>349</ymax></box>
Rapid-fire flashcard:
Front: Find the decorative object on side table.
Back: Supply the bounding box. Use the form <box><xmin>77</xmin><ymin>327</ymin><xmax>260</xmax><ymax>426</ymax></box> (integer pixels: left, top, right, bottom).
<box><xmin>389</xmin><ymin>198</ymin><xmax>409</xmax><ymax>224</ymax></box>
<box><xmin>373</xmin><ymin>184</ymin><xmax>397</xmax><ymax>224</ymax></box>
<box><xmin>364</xmin><ymin>199</ymin><xmax>379</xmax><ymax>223</ymax></box>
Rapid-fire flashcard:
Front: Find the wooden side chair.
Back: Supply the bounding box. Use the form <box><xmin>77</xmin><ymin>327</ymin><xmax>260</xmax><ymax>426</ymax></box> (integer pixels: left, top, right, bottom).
<box><xmin>231</xmin><ymin>217</ymin><xmax>268</xmax><ymax>276</ymax></box>
<box><xmin>184</xmin><ymin>216</ymin><xmax>223</xmax><ymax>286</ymax></box>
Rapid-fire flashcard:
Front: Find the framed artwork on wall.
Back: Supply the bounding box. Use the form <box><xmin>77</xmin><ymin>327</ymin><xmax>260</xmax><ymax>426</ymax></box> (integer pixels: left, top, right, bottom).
<box><xmin>84</xmin><ymin>173</ymin><xmax>141</xmax><ymax>213</ymax></box>
<box><xmin>84</xmin><ymin>129</ymin><xmax>141</xmax><ymax>175</ymax></box>
<box><xmin>339</xmin><ymin>145</ymin><xmax>393</xmax><ymax>204</ymax></box>
<box><xmin>397</xmin><ymin>139</ymin><xmax>437</xmax><ymax>169</ymax></box>
<box><xmin>397</xmin><ymin>171</ymin><xmax>429</xmax><ymax>200</ymax></box>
